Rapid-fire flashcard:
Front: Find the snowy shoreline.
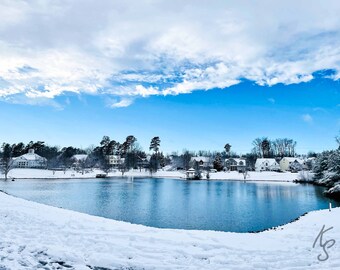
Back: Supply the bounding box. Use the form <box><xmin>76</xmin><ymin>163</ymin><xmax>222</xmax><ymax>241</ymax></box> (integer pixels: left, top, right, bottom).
<box><xmin>2</xmin><ymin>168</ymin><xmax>301</xmax><ymax>182</ymax></box>
<box><xmin>0</xmin><ymin>191</ymin><xmax>339</xmax><ymax>269</ymax></box>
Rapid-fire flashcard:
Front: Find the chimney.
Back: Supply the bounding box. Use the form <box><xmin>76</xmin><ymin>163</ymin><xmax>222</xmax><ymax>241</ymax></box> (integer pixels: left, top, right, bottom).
<box><xmin>28</xmin><ymin>149</ymin><xmax>35</xmax><ymax>154</ymax></box>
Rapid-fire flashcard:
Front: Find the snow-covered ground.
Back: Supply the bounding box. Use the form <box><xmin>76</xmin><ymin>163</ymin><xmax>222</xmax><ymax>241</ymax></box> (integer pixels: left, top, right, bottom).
<box><xmin>0</xmin><ymin>191</ymin><xmax>339</xmax><ymax>269</ymax></box>
<box><xmin>3</xmin><ymin>168</ymin><xmax>301</xmax><ymax>182</ymax></box>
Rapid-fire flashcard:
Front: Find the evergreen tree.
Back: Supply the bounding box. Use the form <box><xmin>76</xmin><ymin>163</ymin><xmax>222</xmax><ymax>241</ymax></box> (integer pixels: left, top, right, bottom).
<box><xmin>224</xmin><ymin>143</ymin><xmax>231</xmax><ymax>157</ymax></box>
<box><xmin>0</xmin><ymin>143</ymin><xmax>14</xmax><ymax>180</ymax></box>
<box><xmin>213</xmin><ymin>153</ymin><xmax>224</xmax><ymax>171</ymax></box>
<box><xmin>149</xmin><ymin>137</ymin><xmax>161</xmax><ymax>153</ymax></box>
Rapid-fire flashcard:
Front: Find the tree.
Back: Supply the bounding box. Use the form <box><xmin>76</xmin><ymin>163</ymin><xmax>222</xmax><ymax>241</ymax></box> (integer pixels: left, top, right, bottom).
<box><xmin>336</xmin><ymin>133</ymin><xmax>340</xmax><ymax>149</ymax></box>
<box><xmin>213</xmin><ymin>153</ymin><xmax>224</xmax><ymax>171</ymax></box>
<box><xmin>224</xmin><ymin>143</ymin><xmax>231</xmax><ymax>157</ymax></box>
<box><xmin>313</xmin><ymin>151</ymin><xmax>330</xmax><ymax>180</ymax></box>
<box><xmin>181</xmin><ymin>150</ymin><xmax>192</xmax><ymax>170</ymax></box>
<box><xmin>252</xmin><ymin>138</ymin><xmax>263</xmax><ymax>157</ymax></box>
<box><xmin>261</xmin><ymin>138</ymin><xmax>271</xmax><ymax>158</ymax></box>
<box><xmin>149</xmin><ymin>153</ymin><xmax>158</xmax><ymax>174</ymax></box>
<box><xmin>149</xmin><ymin>137</ymin><xmax>161</xmax><ymax>172</ymax></box>
<box><xmin>1</xmin><ymin>143</ymin><xmax>14</xmax><ymax>180</ymax></box>
<box><xmin>149</xmin><ymin>137</ymin><xmax>160</xmax><ymax>153</ymax></box>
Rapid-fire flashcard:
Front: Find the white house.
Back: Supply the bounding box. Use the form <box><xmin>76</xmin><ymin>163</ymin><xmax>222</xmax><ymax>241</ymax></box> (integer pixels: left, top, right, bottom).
<box><xmin>12</xmin><ymin>149</ymin><xmax>47</xmax><ymax>168</ymax></box>
<box><xmin>279</xmin><ymin>157</ymin><xmax>305</xmax><ymax>172</ymax></box>
<box><xmin>225</xmin><ymin>158</ymin><xmax>247</xmax><ymax>171</ymax></box>
<box><xmin>106</xmin><ymin>155</ymin><xmax>124</xmax><ymax>168</ymax></box>
<box><xmin>255</xmin><ymin>158</ymin><xmax>280</xmax><ymax>172</ymax></box>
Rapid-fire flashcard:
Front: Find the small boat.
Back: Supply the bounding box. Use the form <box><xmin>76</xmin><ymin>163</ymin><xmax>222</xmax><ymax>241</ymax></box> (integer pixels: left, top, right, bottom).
<box><xmin>96</xmin><ymin>173</ymin><xmax>107</xmax><ymax>178</ymax></box>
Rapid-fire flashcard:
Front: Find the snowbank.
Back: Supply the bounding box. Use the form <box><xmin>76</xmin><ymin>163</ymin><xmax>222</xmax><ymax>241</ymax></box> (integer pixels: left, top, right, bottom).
<box><xmin>2</xmin><ymin>168</ymin><xmax>301</xmax><ymax>182</ymax></box>
<box><xmin>4</xmin><ymin>168</ymin><xmax>104</xmax><ymax>179</ymax></box>
<box><xmin>0</xmin><ymin>192</ymin><xmax>339</xmax><ymax>269</ymax></box>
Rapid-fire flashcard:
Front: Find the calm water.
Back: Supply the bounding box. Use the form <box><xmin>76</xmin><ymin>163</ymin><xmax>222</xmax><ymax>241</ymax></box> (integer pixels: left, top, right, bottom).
<box><xmin>0</xmin><ymin>178</ymin><xmax>338</xmax><ymax>232</ymax></box>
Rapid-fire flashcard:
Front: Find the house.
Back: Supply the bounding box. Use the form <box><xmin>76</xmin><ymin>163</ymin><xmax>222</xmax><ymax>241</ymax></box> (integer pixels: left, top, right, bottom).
<box><xmin>255</xmin><ymin>158</ymin><xmax>280</xmax><ymax>171</ymax></box>
<box><xmin>106</xmin><ymin>155</ymin><xmax>124</xmax><ymax>168</ymax></box>
<box><xmin>279</xmin><ymin>157</ymin><xmax>305</xmax><ymax>172</ymax></box>
<box><xmin>12</xmin><ymin>149</ymin><xmax>47</xmax><ymax>169</ymax></box>
<box><xmin>190</xmin><ymin>156</ymin><xmax>212</xmax><ymax>169</ymax></box>
<box><xmin>71</xmin><ymin>154</ymin><xmax>88</xmax><ymax>169</ymax></box>
<box><xmin>225</xmin><ymin>158</ymin><xmax>247</xmax><ymax>172</ymax></box>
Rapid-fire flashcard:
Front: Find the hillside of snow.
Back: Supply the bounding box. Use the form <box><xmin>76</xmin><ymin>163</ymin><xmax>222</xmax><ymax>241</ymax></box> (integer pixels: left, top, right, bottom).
<box><xmin>0</xmin><ymin>191</ymin><xmax>339</xmax><ymax>269</ymax></box>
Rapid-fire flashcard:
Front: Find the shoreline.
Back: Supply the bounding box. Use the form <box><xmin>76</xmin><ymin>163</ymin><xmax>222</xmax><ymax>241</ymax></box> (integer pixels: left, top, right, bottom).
<box><xmin>2</xmin><ymin>168</ymin><xmax>301</xmax><ymax>182</ymax></box>
<box><xmin>0</xmin><ymin>191</ymin><xmax>339</xmax><ymax>269</ymax></box>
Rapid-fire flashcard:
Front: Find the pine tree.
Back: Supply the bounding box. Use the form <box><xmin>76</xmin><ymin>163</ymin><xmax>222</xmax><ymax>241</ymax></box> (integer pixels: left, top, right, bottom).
<box><xmin>213</xmin><ymin>153</ymin><xmax>224</xmax><ymax>171</ymax></box>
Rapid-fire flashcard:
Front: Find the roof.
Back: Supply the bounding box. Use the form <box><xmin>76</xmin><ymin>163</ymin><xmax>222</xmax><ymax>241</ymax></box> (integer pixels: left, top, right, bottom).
<box><xmin>255</xmin><ymin>158</ymin><xmax>278</xmax><ymax>166</ymax></box>
<box><xmin>225</xmin><ymin>158</ymin><xmax>246</xmax><ymax>165</ymax></box>
<box><xmin>13</xmin><ymin>152</ymin><xmax>46</xmax><ymax>161</ymax></box>
<box><xmin>191</xmin><ymin>156</ymin><xmax>210</xmax><ymax>163</ymax></box>
<box><xmin>281</xmin><ymin>157</ymin><xmax>304</xmax><ymax>164</ymax></box>
<box><xmin>72</xmin><ymin>154</ymin><xmax>88</xmax><ymax>161</ymax></box>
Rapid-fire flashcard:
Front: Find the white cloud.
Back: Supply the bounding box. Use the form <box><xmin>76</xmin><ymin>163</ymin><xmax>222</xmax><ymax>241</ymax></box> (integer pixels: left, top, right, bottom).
<box><xmin>1</xmin><ymin>0</ymin><xmax>340</xmax><ymax>106</ymax></box>
<box><xmin>109</xmin><ymin>97</ymin><xmax>134</xmax><ymax>108</ymax></box>
<box><xmin>302</xmin><ymin>114</ymin><xmax>313</xmax><ymax>123</ymax></box>
<box><xmin>268</xmin><ymin>98</ymin><xmax>275</xmax><ymax>104</ymax></box>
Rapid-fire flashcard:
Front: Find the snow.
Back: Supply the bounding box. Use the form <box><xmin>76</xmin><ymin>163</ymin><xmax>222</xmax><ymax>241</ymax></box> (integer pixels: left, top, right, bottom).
<box><xmin>0</xmin><ymin>191</ymin><xmax>339</xmax><ymax>269</ymax></box>
<box><xmin>71</xmin><ymin>154</ymin><xmax>88</xmax><ymax>161</ymax></box>
<box><xmin>2</xmin><ymin>168</ymin><xmax>301</xmax><ymax>182</ymax></box>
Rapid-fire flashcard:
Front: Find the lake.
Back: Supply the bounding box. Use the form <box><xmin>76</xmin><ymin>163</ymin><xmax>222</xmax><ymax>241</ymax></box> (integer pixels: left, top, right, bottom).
<box><xmin>0</xmin><ymin>178</ymin><xmax>338</xmax><ymax>232</ymax></box>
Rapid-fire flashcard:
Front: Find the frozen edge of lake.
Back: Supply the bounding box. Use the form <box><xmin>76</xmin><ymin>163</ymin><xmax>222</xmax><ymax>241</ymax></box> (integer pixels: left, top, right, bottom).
<box><xmin>0</xmin><ymin>191</ymin><xmax>339</xmax><ymax>269</ymax></box>
<box><xmin>3</xmin><ymin>168</ymin><xmax>302</xmax><ymax>182</ymax></box>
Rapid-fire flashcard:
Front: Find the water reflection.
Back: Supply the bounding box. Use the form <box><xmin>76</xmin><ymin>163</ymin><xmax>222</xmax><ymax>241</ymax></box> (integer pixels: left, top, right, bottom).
<box><xmin>0</xmin><ymin>178</ymin><xmax>338</xmax><ymax>232</ymax></box>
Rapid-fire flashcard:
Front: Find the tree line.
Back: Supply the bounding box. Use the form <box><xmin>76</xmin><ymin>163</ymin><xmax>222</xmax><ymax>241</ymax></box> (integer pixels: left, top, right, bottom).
<box><xmin>0</xmin><ymin>135</ymin><xmax>307</xmax><ymax>178</ymax></box>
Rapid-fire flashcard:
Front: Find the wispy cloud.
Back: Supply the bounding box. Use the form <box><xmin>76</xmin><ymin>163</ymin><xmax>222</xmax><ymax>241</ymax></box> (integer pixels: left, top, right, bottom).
<box><xmin>1</xmin><ymin>0</ymin><xmax>340</xmax><ymax>106</ymax></box>
<box><xmin>109</xmin><ymin>97</ymin><xmax>134</xmax><ymax>108</ymax></box>
<box><xmin>312</xmin><ymin>107</ymin><xmax>328</xmax><ymax>113</ymax></box>
<box><xmin>302</xmin><ymin>114</ymin><xmax>313</xmax><ymax>123</ymax></box>
<box><xmin>268</xmin><ymin>98</ymin><xmax>275</xmax><ymax>104</ymax></box>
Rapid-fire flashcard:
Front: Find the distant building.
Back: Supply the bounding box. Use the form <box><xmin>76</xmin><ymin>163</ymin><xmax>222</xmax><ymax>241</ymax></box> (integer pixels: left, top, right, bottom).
<box><xmin>225</xmin><ymin>158</ymin><xmax>247</xmax><ymax>171</ymax></box>
<box><xmin>255</xmin><ymin>158</ymin><xmax>280</xmax><ymax>171</ymax></box>
<box><xmin>71</xmin><ymin>154</ymin><xmax>88</xmax><ymax>169</ymax></box>
<box><xmin>106</xmin><ymin>155</ymin><xmax>124</xmax><ymax>168</ymax></box>
<box><xmin>71</xmin><ymin>154</ymin><xmax>88</xmax><ymax>162</ymax></box>
<box><xmin>190</xmin><ymin>156</ymin><xmax>212</xmax><ymax>169</ymax></box>
<box><xmin>279</xmin><ymin>157</ymin><xmax>305</xmax><ymax>172</ymax></box>
<box><xmin>186</xmin><ymin>168</ymin><xmax>196</xmax><ymax>179</ymax></box>
<box><xmin>12</xmin><ymin>149</ymin><xmax>47</xmax><ymax>169</ymax></box>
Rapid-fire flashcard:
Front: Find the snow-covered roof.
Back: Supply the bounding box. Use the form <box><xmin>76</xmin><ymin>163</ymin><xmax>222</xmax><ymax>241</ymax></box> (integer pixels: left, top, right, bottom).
<box><xmin>281</xmin><ymin>157</ymin><xmax>304</xmax><ymax>164</ymax></box>
<box><xmin>255</xmin><ymin>158</ymin><xmax>278</xmax><ymax>166</ymax></box>
<box><xmin>72</xmin><ymin>154</ymin><xmax>88</xmax><ymax>161</ymax></box>
<box><xmin>13</xmin><ymin>152</ymin><xmax>46</xmax><ymax>161</ymax></box>
<box><xmin>191</xmin><ymin>156</ymin><xmax>210</xmax><ymax>163</ymax></box>
<box><xmin>225</xmin><ymin>158</ymin><xmax>246</xmax><ymax>165</ymax></box>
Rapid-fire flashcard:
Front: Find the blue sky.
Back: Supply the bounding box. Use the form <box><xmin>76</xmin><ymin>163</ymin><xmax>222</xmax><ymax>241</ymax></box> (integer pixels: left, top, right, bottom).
<box><xmin>0</xmin><ymin>1</ymin><xmax>340</xmax><ymax>154</ymax></box>
<box><xmin>0</xmin><ymin>76</ymin><xmax>339</xmax><ymax>154</ymax></box>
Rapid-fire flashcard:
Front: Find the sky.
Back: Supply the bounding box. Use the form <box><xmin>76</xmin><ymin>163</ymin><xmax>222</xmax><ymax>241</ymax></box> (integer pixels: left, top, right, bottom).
<box><xmin>0</xmin><ymin>0</ymin><xmax>339</xmax><ymax>154</ymax></box>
